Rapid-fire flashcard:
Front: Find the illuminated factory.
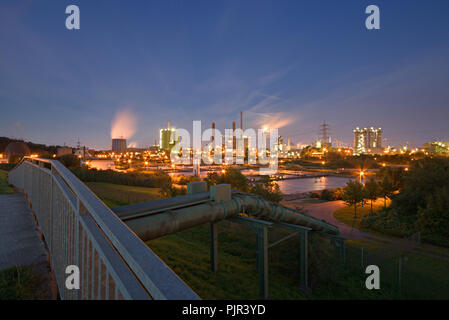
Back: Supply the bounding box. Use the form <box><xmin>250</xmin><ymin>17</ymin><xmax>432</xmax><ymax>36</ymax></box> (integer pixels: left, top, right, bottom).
<box><xmin>111</xmin><ymin>138</ymin><xmax>127</xmax><ymax>153</ymax></box>
<box><xmin>159</xmin><ymin>121</ymin><xmax>178</xmax><ymax>151</ymax></box>
<box><xmin>353</xmin><ymin>127</ymin><xmax>383</xmax><ymax>155</ymax></box>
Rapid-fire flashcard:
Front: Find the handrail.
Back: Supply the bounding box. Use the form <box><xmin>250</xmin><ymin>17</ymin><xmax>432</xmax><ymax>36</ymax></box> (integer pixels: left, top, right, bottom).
<box><xmin>7</xmin><ymin>157</ymin><xmax>199</xmax><ymax>300</ymax></box>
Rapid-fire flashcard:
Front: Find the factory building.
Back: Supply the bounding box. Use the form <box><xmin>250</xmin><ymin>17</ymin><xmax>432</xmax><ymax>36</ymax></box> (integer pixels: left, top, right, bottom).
<box><xmin>111</xmin><ymin>138</ymin><xmax>127</xmax><ymax>154</ymax></box>
<box><xmin>159</xmin><ymin>121</ymin><xmax>178</xmax><ymax>151</ymax></box>
<box><xmin>56</xmin><ymin>147</ymin><xmax>72</xmax><ymax>157</ymax></box>
<box><xmin>353</xmin><ymin>127</ymin><xmax>383</xmax><ymax>155</ymax></box>
<box><xmin>422</xmin><ymin>141</ymin><xmax>449</xmax><ymax>155</ymax></box>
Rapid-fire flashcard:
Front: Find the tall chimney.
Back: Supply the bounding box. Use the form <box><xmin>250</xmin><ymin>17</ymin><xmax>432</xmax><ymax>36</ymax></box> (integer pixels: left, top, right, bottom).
<box><xmin>212</xmin><ymin>122</ymin><xmax>215</xmax><ymax>143</ymax></box>
<box><xmin>232</xmin><ymin>121</ymin><xmax>236</xmax><ymax>151</ymax></box>
<box><xmin>168</xmin><ymin>121</ymin><xmax>170</xmax><ymax>129</ymax></box>
<box><xmin>240</xmin><ymin>111</ymin><xmax>243</xmax><ymax>130</ymax></box>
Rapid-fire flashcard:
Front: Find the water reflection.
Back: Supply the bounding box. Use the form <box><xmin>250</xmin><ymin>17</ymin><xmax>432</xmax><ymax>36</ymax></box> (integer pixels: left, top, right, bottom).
<box><xmin>276</xmin><ymin>176</ymin><xmax>352</xmax><ymax>194</ymax></box>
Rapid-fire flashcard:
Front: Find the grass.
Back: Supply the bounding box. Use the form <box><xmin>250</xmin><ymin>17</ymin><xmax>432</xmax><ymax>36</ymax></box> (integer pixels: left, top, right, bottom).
<box><xmin>0</xmin><ymin>265</ymin><xmax>48</xmax><ymax>300</ymax></box>
<box><xmin>333</xmin><ymin>199</ymin><xmax>391</xmax><ymax>232</ymax></box>
<box><xmin>345</xmin><ymin>239</ymin><xmax>449</xmax><ymax>299</ymax></box>
<box><xmin>147</xmin><ymin>221</ymin><xmax>431</xmax><ymax>299</ymax></box>
<box><xmin>0</xmin><ymin>169</ymin><xmax>14</xmax><ymax>194</ymax></box>
<box><xmin>86</xmin><ymin>182</ymin><xmax>162</xmax><ymax>207</ymax></box>
<box><xmin>334</xmin><ymin>201</ymin><xmax>449</xmax><ymax>258</ymax></box>
<box><xmin>88</xmin><ymin>182</ymin><xmax>449</xmax><ymax>299</ymax></box>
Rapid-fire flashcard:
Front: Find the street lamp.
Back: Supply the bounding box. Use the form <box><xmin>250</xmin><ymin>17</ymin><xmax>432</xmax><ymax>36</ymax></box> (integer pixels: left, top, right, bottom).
<box><xmin>359</xmin><ymin>171</ymin><xmax>365</xmax><ymax>183</ymax></box>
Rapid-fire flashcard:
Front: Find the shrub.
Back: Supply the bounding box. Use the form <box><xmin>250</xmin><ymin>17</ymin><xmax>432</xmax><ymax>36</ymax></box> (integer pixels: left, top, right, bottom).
<box><xmin>71</xmin><ymin>167</ymin><xmax>172</xmax><ymax>188</ymax></box>
<box><xmin>56</xmin><ymin>154</ymin><xmax>80</xmax><ymax>169</ymax></box>
<box><xmin>320</xmin><ymin>189</ymin><xmax>334</xmax><ymax>201</ymax></box>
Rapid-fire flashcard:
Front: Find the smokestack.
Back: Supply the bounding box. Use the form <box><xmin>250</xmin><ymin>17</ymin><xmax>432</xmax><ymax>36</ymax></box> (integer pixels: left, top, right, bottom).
<box><xmin>168</xmin><ymin>121</ymin><xmax>170</xmax><ymax>129</ymax></box>
<box><xmin>240</xmin><ymin>111</ymin><xmax>243</xmax><ymax>130</ymax></box>
<box><xmin>232</xmin><ymin>121</ymin><xmax>236</xmax><ymax>151</ymax></box>
<box><xmin>212</xmin><ymin>122</ymin><xmax>215</xmax><ymax>143</ymax></box>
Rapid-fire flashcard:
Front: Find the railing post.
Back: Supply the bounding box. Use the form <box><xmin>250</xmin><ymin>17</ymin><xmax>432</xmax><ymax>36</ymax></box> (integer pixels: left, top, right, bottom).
<box><xmin>210</xmin><ymin>222</ymin><xmax>218</xmax><ymax>272</ymax></box>
<box><xmin>361</xmin><ymin>246</ymin><xmax>365</xmax><ymax>269</ymax></box>
<box><xmin>49</xmin><ymin>166</ymin><xmax>54</xmax><ymax>252</ymax></box>
<box><xmin>74</xmin><ymin>198</ymin><xmax>80</xmax><ymax>300</ymax></box>
<box><xmin>340</xmin><ymin>239</ymin><xmax>346</xmax><ymax>264</ymax></box>
<box><xmin>398</xmin><ymin>256</ymin><xmax>402</xmax><ymax>292</ymax></box>
<box><xmin>256</xmin><ymin>226</ymin><xmax>268</xmax><ymax>300</ymax></box>
<box><xmin>299</xmin><ymin>230</ymin><xmax>309</xmax><ymax>292</ymax></box>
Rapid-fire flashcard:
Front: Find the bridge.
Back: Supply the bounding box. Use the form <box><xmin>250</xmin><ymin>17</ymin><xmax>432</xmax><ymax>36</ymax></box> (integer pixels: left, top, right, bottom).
<box><xmin>7</xmin><ymin>157</ymin><xmax>342</xmax><ymax>300</ymax></box>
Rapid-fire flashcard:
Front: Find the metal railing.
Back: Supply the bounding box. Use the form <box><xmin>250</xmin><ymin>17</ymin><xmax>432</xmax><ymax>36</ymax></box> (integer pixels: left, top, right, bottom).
<box><xmin>8</xmin><ymin>157</ymin><xmax>199</xmax><ymax>300</ymax></box>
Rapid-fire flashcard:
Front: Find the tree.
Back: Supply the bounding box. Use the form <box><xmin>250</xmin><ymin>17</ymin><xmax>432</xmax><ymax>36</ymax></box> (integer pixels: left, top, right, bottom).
<box><xmin>251</xmin><ymin>175</ymin><xmax>283</xmax><ymax>203</ymax></box>
<box><xmin>320</xmin><ymin>189</ymin><xmax>334</xmax><ymax>201</ymax></box>
<box><xmin>364</xmin><ymin>178</ymin><xmax>380</xmax><ymax>213</ymax></box>
<box><xmin>205</xmin><ymin>168</ymin><xmax>250</xmax><ymax>192</ymax></box>
<box><xmin>415</xmin><ymin>187</ymin><xmax>449</xmax><ymax>242</ymax></box>
<box><xmin>57</xmin><ymin>154</ymin><xmax>80</xmax><ymax>169</ymax></box>
<box><xmin>379</xmin><ymin>176</ymin><xmax>395</xmax><ymax>209</ymax></box>
<box><xmin>342</xmin><ymin>180</ymin><xmax>365</xmax><ymax>218</ymax></box>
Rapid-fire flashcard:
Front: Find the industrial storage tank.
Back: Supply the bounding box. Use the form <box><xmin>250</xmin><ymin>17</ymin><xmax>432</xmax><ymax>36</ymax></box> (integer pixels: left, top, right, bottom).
<box><xmin>111</xmin><ymin>138</ymin><xmax>127</xmax><ymax>153</ymax></box>
<box><xmin>5</xmin><ymin>142</ymin><xmax>31</xmax><ymax>163</ymax></box>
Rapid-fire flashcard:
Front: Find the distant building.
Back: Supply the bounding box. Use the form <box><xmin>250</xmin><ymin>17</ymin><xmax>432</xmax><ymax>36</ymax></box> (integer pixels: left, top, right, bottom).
<box><xmin>422</xmin><ymin>141</ymin><xmax>449</xmax><ymax>155</ymax></box>
<box><xmin>353</xmin><ymin>127</ymin><xmax>383</xmax><ymax>155</ymax></box>
<box><xmin>5</xmin><ymin>142</ymin><xmax>30</xmax><ymax>163</ymax></box>
<box><xmin>159</xmin><ymin>121</ymin><xmax>179</xmax><ymax>151</ymax></box>
<box><xmin>75</xmin><ymin>147</ymin><xmax>91</xmax><ymax>160</ymax></box>
<box><xmin>56</xmin><ymin>147</ymin><xmax>72</xmax><ymax>157</ymax></box>
<box><xmin>111</xmin><ymin>138</ymin><xmax>127</xmax><ymax>153</ymax></box>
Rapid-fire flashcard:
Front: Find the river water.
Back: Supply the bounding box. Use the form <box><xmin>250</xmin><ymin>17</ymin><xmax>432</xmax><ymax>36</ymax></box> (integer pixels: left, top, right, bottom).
<box><xmin>276</xmin><ymin>176</ymin><xmax>352</xmax><ymax>194</ymax></box>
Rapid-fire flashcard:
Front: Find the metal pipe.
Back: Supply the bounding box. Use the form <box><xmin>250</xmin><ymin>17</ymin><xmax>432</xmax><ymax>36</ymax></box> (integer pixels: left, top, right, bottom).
<box><xmin>123</xmin><ymin>192</ymin><xmax>338</xmax><ymax>242</ymax></box>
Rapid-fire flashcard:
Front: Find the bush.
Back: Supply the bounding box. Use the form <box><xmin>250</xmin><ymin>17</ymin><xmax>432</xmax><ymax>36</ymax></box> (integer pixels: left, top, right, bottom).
<box><xmin>320</xmin><ymin>189</ymin><xmax>334</xmax><ymax>201</ymax></box>
<box><xmin>56</xmin><ymin>154</ymin><xmax>80</xmax><ymax>169</ymax></box>
<box><xmin>332</xmin><ymin>187</ymin><xmax>345</xmax><ymax>200</ymax></box>
<box><xmin>0</xmin><ymin>163</ymin><xmax>17</xmax><ymax>171</ymax></box>
<box><xmin>360</xmin><ymin>210</ymin><xmax>415</xmax><ymax>238</ymax></box>
<box><xmin>176</xmin><ymin>175</ymin><xmax>201</xmax><ymax>185</ymax></box>
<box><xmin>415</xmin><ymin>187</ymin><xmax>449</xmax><ymax>246</ymax></box>
<box><xmin>251</xmin><ymin>176</ymin><xmax>283</xmax><ymax>203</ymax></box>
<box><xmin>71</xmin><ymin>167</ymin><xmax>172</xmax><ymax>188</ymax></box>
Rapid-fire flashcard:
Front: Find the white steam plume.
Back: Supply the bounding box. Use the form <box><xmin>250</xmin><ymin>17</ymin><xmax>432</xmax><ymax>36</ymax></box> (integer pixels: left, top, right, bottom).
<box><xmin>110</xmin><ymin>109</ymin><xmax>137</xmax><ymax>139</ymax></box>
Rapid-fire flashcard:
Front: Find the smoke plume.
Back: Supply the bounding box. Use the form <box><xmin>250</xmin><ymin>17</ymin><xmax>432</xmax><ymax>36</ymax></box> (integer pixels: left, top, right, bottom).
<box><xmin>110</xmin><ymin>109</ymin><xmax>137</xmax><ymax>139</ymax></box>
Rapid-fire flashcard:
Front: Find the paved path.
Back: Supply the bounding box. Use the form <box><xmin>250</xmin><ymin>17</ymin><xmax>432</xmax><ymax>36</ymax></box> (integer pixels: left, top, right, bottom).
<box><xmin>301</xmin><ymin>201</ymin><xmax>385</xmax><ymax>241</ymax></box>
<box><xmin>0</xmin><ymin>193</ymin><xmax>48</xmax><ymax>269</ymax></box>
<box><xmin>300</xmin><ymin>200</ymin><xmax>449</xmax><ymax>262</ymax></box>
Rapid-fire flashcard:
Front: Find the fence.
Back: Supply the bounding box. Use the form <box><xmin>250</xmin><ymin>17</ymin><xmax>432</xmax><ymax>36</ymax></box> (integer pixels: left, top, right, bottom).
<box><xmin>8</xmin><ymin>157</ymin><xmax>199</xmax><ymax>300</ymax></box>
<box><xmin>342</xmin><ymin>235</ymin><xmax>449</xmax><ymax>299</ymax></box>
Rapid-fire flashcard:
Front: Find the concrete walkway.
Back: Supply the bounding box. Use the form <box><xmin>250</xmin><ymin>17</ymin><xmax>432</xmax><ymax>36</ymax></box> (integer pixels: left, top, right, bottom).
<box><xmin>0</xmin><ymin>193</ymin><xmax>48</xmax><ymax>269</ymax></box>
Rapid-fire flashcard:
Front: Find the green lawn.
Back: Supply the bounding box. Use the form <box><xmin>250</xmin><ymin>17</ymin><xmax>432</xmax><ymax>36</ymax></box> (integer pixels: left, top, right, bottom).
<box><xmin>147</xmin><ymin>221</ymin><xmax>420</xmax><ymax>299</ymax></box>
<box><xmin>86</xmin><ymin>182</ymin><xmax>162</xmax><ymax>207</ymax></box>
<box><xmin>346</xmin><ymin>239</ymin><xmax>449</xmax><ymax>299</ymax></box>
<box><xmin>88</xmin><ymin>182</ymin><xmax>449</xmax><ymax>299</ymax></box>
<box><xmin>333</xmin><ymin>200</ymin><xmax>390</xmax><ymax>231</ymax></box>
<box><xmin>0</xmin><ymin>169</ymin><xmax>14</xmax><ymax>194</ymax></box>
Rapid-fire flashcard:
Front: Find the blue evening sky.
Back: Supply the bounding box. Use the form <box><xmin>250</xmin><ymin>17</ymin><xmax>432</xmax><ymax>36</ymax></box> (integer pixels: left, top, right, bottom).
<box><xmin>1</xmin><ymin>0</ymin><xmax>448</xmax><ymax>149</ymax></box>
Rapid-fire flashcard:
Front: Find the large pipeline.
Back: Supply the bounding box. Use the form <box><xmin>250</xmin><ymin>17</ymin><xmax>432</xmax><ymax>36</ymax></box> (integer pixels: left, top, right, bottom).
<box><xmin>122</xmin><ymin>192</ymin><xmax>339</xmax><ymax>242</ymax></box>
